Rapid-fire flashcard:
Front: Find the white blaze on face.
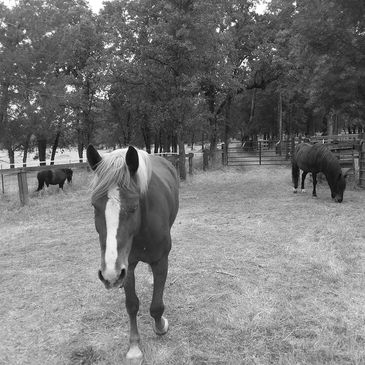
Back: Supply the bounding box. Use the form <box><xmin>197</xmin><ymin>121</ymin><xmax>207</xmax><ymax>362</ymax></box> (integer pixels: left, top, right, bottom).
<box><xmin>103</xmin><ymin>186</ymin><xmax>120</xmax><ymax>282</ymax></box>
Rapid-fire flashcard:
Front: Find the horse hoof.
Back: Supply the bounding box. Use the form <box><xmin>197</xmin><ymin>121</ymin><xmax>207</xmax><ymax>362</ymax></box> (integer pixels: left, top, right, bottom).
<box><xmin>301</xmin><ymin>189</ymin><xmax>306</xmax><ymax>193</ymax></box>
<box><xmin>126</xmin><ymin>345</ymin><xmax>143</xmax><ymax>365</ymax></box>
<box><xmin>153</xmin><ymin>316</ymin><xmax>169</xmax><ymax>336</ymax></box>
<box><xmin>293</xmin><ymin>188</ymin><xmax>297</xmax><ymax>193</ymax></box>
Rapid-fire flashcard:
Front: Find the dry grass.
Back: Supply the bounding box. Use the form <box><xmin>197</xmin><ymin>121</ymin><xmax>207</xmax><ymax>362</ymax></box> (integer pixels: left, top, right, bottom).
<box><xmin>0</xmin><ymin>166</ymin><xmax>364</xmax><ymax>365</ymax></box>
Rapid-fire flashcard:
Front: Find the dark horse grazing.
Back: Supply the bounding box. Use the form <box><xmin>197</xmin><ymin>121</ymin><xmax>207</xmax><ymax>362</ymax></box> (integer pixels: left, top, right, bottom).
<box><xmin>87</xmin><ymin>145</ymin><xmax>179</xmax><ymax>365</ymax></box>
<box><xmin>36</xmin><ymin>168</ymin><xmax>73</xmax><ymax>191</ymax></box>
<box><xmin>292</xmin><ymin>143</ymin><xmax>346</xmax><ymax>203</ymax></box>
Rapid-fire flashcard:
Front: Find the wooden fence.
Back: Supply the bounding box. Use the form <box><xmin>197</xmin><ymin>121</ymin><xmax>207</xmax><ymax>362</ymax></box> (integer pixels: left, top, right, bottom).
<box><xmin>1</xmin><ymin>154</ymin><xmax>195</xmax><ymax>206</ymax></box>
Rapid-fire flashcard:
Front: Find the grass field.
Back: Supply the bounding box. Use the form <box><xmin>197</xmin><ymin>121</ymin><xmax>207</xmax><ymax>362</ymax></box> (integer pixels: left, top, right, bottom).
<box><xmin>1</xmin><ymin>166</ymin><xmax>364</xmax><ymax>365</ymax></box>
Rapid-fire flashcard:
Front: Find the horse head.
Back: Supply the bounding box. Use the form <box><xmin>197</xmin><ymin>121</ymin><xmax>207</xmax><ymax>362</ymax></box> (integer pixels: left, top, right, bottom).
<box><xmin>65</xmin><ymin>168</ymin><xmax>73</xmax><ymax>183</ymax></box>
<box><xmin>331</xmin><ymin>170</ymin><xmax>347</xmax><ymax>203</ymax></box>
<box><xmin>87</xmin><ymin>145</ymin><xmax>148</xmax><ymax>289</ymax></box>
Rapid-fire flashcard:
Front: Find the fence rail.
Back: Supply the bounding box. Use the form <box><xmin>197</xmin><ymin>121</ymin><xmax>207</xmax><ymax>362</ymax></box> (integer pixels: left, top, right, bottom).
<box><xmin>1</xmin><ymin>153</ymin><xmax>195</xmax><ymax>206</ymax></box>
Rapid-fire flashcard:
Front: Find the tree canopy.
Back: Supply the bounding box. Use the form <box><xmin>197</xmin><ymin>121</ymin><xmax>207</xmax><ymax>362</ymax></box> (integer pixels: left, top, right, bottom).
<box><xmin>1</xmin><ymin>0</ymin><xmax>364</xmax><ymax>171</ymax></box>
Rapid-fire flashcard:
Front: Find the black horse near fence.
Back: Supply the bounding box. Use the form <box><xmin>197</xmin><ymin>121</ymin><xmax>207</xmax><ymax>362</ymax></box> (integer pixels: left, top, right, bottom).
<box><xmin>292</xmin><ymin>143</ymin><xmax>346</xmax><ymax>203</ymax></box>
<box><xmin>36</xmin><ymin>168</ymin><xmax>73</xmax><ymax>191</ymax></box>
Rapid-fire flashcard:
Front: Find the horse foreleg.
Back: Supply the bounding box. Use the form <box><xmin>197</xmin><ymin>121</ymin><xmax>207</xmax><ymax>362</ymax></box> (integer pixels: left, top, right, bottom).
<box><xmin>150</xmin><ymin>254</ymin><xmax>169</xmax><ymax>336</ymax></box>
<box><xmin>312</xmin><ymin>173</ymin><xmax>317</xmax><ymax>197</ymax></box>
<box><xmin>124</xmin><ymin>263</ymin><xmax>143</xmax><ymax>365</ymax></box>
<box><xmin>292</xmin><ymin>162</ymin><xmax>300</xmax><ymax>193</ymax></box>
<box><xmin>301</xmin><ymin>172</ymin><xmax>308</xmax><ymax>192</ymax></box>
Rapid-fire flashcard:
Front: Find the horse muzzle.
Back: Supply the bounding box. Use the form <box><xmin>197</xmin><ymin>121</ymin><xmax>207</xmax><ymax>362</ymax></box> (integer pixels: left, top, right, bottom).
<box><xmin>334</xmin><ymin>195</ymin><xmax>343</xmax><ymax>203</ymax></box>
<box><xmin>98</xmin><ymin>267</ymin><xmax>127</xmax><ymax>289</ymax></box>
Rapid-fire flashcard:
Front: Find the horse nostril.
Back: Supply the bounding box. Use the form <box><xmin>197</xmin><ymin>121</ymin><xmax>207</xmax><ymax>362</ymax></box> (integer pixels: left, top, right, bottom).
<box><xmin>119</xmin><ymin>268</ymin><xmax>126</xmax><ymax>282</ymax></box>
<box><xmin>98</xmin><ymin>269</ymin><xmax>105</xmax><ymax>282</ymax></box>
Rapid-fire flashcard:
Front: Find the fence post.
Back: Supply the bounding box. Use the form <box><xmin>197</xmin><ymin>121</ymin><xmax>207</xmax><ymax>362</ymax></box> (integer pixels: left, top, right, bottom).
<box><xmin>1</xmin><ymin>173</ymin><xmax>4</xmax><ymax>194</ymax></box>
<box><xmin>17</xmin><ymin>169</ymin><xmax>29</xmax><ymax>206</ymax></box>
<box><xmin>360</xmin><ymin>140</ymin><xmax>365</xmax><ymax>188</ymax></box>
<box><xmin>188</xmin><ymin>153</ymin><xmax>194</xmax><ymax>175</ymax></box>
<box><xmin>259</xmin><ymin>141</ymin><xmax>262</xmax><ymax>165</ymax></box>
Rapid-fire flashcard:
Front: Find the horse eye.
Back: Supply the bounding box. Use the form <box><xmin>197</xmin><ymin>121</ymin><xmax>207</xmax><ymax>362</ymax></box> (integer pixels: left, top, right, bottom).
<box><xmin>127</xmin><ymin>205</ymin><xmax>138</xmax><ymax>213</ymax></box>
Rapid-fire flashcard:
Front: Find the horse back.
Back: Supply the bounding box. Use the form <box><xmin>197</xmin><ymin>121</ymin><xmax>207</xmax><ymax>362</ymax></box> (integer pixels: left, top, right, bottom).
<box><xmin>294</xmin><ymin>143</ymin><xmax>341</xmax><ymax>174</ymax></box>
<box><xmin>37</xmin><ymin>169</ymin><xmax>53</xmax><ymax>182</ymax></box>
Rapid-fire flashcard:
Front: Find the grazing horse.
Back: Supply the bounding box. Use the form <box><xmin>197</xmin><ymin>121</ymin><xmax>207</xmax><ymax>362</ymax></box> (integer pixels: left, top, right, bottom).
<box><xmin>87</xmin><ymin>145</ymin><xmax>179</xmax><ymax>365</ymax></box>
<box><xmin>292</xmin><ymin>143</ymin><xmax>346</xmax><ymax>203</ymax></box>
<box><xmin>36</xmin><ymin>168</ymin><xmax>73</xmax><ymax>191</ymax></box>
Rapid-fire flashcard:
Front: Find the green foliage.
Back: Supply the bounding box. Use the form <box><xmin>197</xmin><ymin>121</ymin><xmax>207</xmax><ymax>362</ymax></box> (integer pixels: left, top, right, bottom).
<box><xmin>1</xmin><ymin>0</ymin><xmax>364</xmax><ymax>165</ymax></box>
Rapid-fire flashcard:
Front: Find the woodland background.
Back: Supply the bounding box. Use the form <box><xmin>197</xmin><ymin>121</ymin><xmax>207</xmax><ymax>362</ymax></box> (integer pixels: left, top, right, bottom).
<box><xmin>1</xmin><ymin>0</ymin><xmax>364</xmax><ymax>177</ymax></box>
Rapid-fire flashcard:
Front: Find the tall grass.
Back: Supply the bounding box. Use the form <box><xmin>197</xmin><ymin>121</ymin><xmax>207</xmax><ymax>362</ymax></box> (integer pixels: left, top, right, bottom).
<box><xmin>0</xmin><ymin>166</ymin><xmax>364</xmax><ymax>364</ymax></box>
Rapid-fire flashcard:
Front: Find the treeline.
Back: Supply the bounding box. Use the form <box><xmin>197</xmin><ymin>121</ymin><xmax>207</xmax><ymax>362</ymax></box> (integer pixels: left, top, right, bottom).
<box><xmin>0</xmin><ymin>0</ymin><xmax>364</xmax><ymax>176</ymax></box>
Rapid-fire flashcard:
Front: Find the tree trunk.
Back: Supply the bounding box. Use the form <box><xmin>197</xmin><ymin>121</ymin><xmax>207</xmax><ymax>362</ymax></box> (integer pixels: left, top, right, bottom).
<box><xmin>248</xmin><ymin>88</ymin><xmax>257</xmax><ymax>126</ymax></box>
<box><xmin>223</xmin><ymin>94</ymin><xmax>232</xmax><ymax>166</ymax></box>
<box><xmin>178</xmin><ymin>132</ymin><xmax>186</xmax><ymax>180</ymax></box>
<box><xmin>141</xmin><ymin>124</ymin><xmax>151</xmax><ymax>153</ymax></box>
<box><xmin>0</xmin><ymin>81</ymin><xmax>10</xmax><ymax>136</ymax></box>
<box><xmin>327</xmin><ymin>110</ymin><xmax>334</xmax><ymax>136</ymax></box>
<box><xmin>76</xmin><ymin>126</ymin><xmax>84</xmax><ymax>163</ymax></box>
<box><xmin>154</xmin><ymin>130</ymin><xmax>160</xmax><ymax>153</ymax></box>
<box><xmin>7</xmin><ymin>146</ymin><xmax>15</xmax><ymax>168</ymax></box>
<box><xmin>278</xmin><ymin>92</ymin><xmax>283</xmax><ymax>155</ymax></box>
<box><xmin>37</xmin><ymin>137</ymin><xmax>47</xmax><ymax>166</ymax></box>
<box><xmin>22</xmin><ymin>134</ymin><xmax>32</xmax><ymax>167</ymax></box>
<box><xmin>50</xmin><ymin>131</ymin><xmax>61</xmax><ymax>165</ymax></box>
<box><xmin>209</xmin><ymin>115</ymin><xmax>218</xmax><ymax>165</ymax></box>
<box><xmin>172</xmin><ymin>132</ymin><xmax>178</xmax><ymax>153</ymax></box>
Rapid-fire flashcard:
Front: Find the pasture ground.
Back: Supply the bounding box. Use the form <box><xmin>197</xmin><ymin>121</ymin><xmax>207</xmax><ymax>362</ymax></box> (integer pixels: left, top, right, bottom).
<box><xmin>0</xmin><ymin>166</ymin><xmax>364</xmax><ymax>365</ymax></box>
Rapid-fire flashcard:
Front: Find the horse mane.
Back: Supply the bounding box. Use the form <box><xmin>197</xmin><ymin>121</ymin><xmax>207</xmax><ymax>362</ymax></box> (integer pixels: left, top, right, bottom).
<box><xmin>313</xmin><ymin>144</ymin><xmax>341</xmax><ymax>173</ymax></box>
<box><xmin>90</xmin><ymin>148</ymin><xmax>152</xmax><ymax>202</ymax></box>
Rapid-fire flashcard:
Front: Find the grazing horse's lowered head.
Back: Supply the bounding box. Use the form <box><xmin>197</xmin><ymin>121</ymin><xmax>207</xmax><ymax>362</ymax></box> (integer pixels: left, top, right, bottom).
<box><xmin>87</xmin><ymin>144</ymin><xmax>179</xmax><ymax>365</ymax></box>
<box><xmin>63</xmin><ymin>168</ymin><xmax>73</xmax><ymax>183</ymax></box>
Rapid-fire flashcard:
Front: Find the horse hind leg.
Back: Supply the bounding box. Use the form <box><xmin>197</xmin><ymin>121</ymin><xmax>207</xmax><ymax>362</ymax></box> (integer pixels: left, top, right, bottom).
<box><xmin>312</xmin><ymin>173</ymin><xmax>317</xmax><ymax>197</ymax></box>
<box><xmin>301</xmin><ymin>172</ymin><xmax>308</xmax><ymax>193</ymax></box>
<box><xmin>150</xmin><ymin>255</ymin><xmax>169</xmax><ymax>336</ymax></box>
<box><xmin>124</xmin><ymin>263</ymin><xmax>143</xmax><ymax>365</ymax></box>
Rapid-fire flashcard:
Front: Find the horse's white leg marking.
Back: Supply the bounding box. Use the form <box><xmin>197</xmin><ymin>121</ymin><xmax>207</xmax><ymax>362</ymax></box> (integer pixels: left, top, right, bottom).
<box><xmin>148</xmin><ymin>264</ymin><xmax>153</xmax><ymax>286</ymax></box>
<box><xmin>126</xmin><ymin>344</ymin><xmax>143</xmax><ymax>364</ymax></box>
<box><xmin>103</xmin><ymin>186</ymin><xmax>120</xmax><ymax>282</ymax></box>
<box><xmin>301</xmin><ymin>189</ymin><xmax>306</xmax><ymax>193</ymax></box>
<box><xmin>293</xmin><ymin>187</ymin><xmax>297</xmax><ymax>193</ymax></box>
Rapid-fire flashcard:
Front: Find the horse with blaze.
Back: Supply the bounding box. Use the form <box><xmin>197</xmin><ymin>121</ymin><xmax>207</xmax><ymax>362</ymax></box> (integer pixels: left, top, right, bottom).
<box><xmin>292</xmin><ymin>143</ymin><xmax>347</xmax><ymax>203</ymax></box>
<box><xmin>87</xmin><ymin>145</ymin><xmax>179</xmax><ymax>365</ymax></box>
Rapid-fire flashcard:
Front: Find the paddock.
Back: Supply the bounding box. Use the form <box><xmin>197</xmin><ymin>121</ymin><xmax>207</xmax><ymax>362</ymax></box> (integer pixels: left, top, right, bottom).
<box><xmin>0</xmin><ymin>166</ymin><xmax>364</xmax><ymax>364</ymax></box>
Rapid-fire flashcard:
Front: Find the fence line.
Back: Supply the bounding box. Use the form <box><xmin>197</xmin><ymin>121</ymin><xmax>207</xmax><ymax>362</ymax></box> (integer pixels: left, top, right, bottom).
<box><xmin>1</xmin><ymin>154</ymin><xmax>195</xmax><ymax>206</ymax></box>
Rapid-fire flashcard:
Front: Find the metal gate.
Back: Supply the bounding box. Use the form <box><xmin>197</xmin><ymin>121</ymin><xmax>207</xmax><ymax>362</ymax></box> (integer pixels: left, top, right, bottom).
<box><xmin>227</xmin><ymin>140</ymin><xmax>293</xmax><ymax>166</ymax></box>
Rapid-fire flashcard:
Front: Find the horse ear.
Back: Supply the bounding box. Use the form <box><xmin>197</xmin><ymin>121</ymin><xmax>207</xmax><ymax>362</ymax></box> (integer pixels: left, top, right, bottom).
<box><xmin>87</xmin><ymin>144</ymin><xmax>102</xmax><ymax>171</ymax></box>
<box><xmin>126</xmin><ymin>146</ymin><xmax>139</xmax><ymax>175</ymax></box>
